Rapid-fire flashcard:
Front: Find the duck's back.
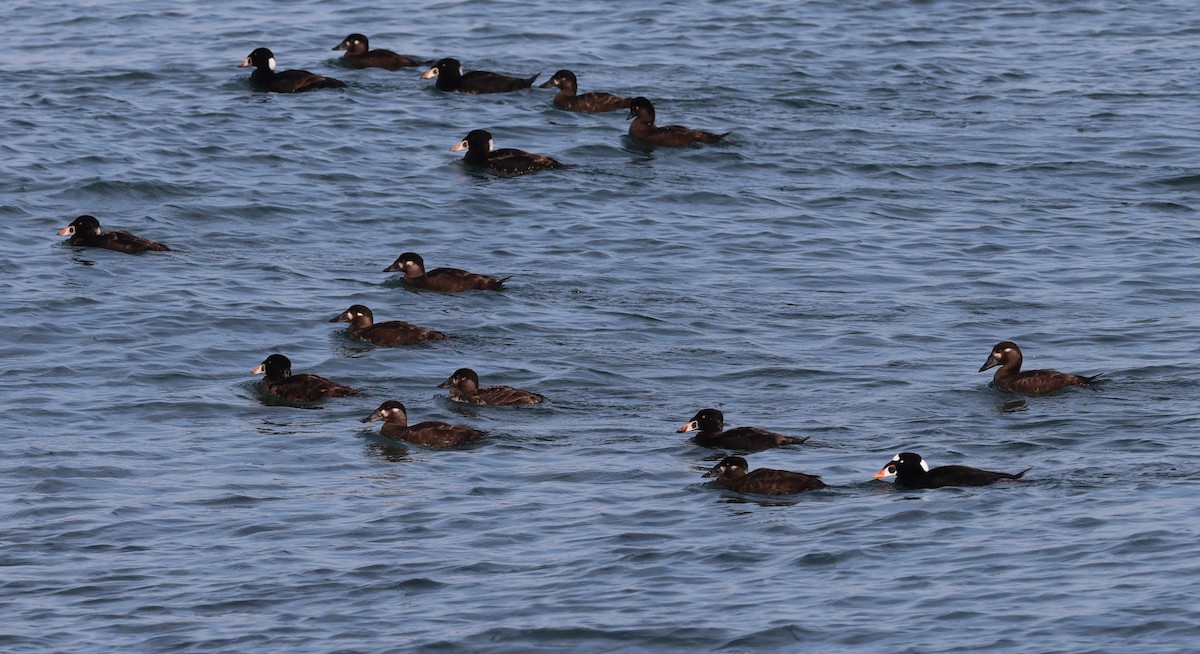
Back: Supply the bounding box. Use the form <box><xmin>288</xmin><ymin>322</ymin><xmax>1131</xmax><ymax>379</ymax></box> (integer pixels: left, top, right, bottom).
<box><xmin>997</xmin><ymin>368</ymin><xmax>1095</xmax><ymax>395</ymax></box>
<box><xmin>265</xmin><ymin>373</ymin><xmax>357</xmax><ymax>402</ymax></box>
<box><xmin>724</xmin><ymin>469</ymin><xmax>826</xmax><ymax>495</ymax></box>
<box><xmin>391</xmin><ymin>421</ymin><xmax>486</xmax><ymax>448</ymax></box>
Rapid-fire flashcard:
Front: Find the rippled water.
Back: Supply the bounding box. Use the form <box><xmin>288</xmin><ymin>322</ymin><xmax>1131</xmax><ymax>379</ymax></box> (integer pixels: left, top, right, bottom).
<box><xmin>4</xmin><ymin>0</ymin><xmax>1200</xmax><ymax>651</ymax></box>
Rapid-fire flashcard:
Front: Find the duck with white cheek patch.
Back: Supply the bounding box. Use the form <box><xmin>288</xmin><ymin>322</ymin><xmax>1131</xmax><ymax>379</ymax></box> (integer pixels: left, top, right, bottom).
<box><xmin>978</xmin><ymin>341</ymin><xmax>1099</xmax><ymax>395</ymax></box>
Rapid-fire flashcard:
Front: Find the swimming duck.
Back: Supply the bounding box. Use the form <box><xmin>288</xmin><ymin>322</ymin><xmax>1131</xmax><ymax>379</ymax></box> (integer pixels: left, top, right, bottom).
<box><xmin>626</xmin><ymin>97</ymin><xmax>727</xmax><ymax>146</ymax></box>
<box><xmin>703</xmin><ymin>456</ymin><xmax>826</xmax><ymax>495</ymax></box>
<box><xmin>57</xmin><ymin>215</ymin><xmax>170</xmax><ymax>253</ymax></box>
<box><xmin>677</xmin><ymin>408</ymin><xmax>807</xmax><ymax>451</ymax></box>
<box><xmin>361</xmin><ymin>400</ymin><xmax>486</xmax><ymax>448</ymax></box>
<box><xmin>437</xmin><ymin>368</ymin><xmax>546</xmax><ymax>406</ymax></box>
<box><xmin>383</xmin><ymin>252</ymin><xmax>508</xmax><ymax>292</ymax></box>
<box><xmin>239</xmin><ymin>47</ymin><xmax>346</xmax><ymax>92</ymax></box>
<box><xmin>251</xmin><ymin>353</ymin><xmax>357</xmax><ymax>402</ymax></box>
<box><xmin>451</xmin><ymin>129</ymin><xmax>565</xmax><ymax>175</ymax></box>
<box><xmin>331</xmin><ymin>33</ymin><xmax>421</xmax><ymax>70</ymax></box>
<box><xmin>978</xmin><ymin>341</ymin><xmax>1098</xmax><ymax>395</ymax></box>
<box><xmin>329</xmin><ymin>305</ymin><xmax>445</xmax><ymax>345</ymax></box>
<box><xmin>420</xmin><ymin>58</ymin><xmax>536</xmax><ymax>93</ymax></box>
<box><xmin>539</xmin><ymin>69</ymin><xmax>632</xmax><ymax>113</ymax></box>
<box><xmin>873</xmin><ymin>452</ymin><xmax>1030</xmax><ymax>490</ymax></box>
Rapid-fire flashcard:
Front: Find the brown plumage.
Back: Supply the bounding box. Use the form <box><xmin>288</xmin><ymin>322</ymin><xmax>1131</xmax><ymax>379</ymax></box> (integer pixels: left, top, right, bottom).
<box><xmin>677</xmin><ymin>408</ymin><xmax>808</xmax><ymax>451</ymax></box>
<box><xmin>239</xmin><ymin>48</ymin><xmax>346</xmax><ymax>93</ymax></box>
<box><xmin>451</xmin><ymin>129</ymin><xmax>565</xmax><ymax>175</ymax></box>
<box><xmin>437</xmin><ymin>368</ymin><xmax>546</xmax><ymax>406</ymax></box>
<box><xmin>874</xmin><ymin>452</ymin><xmax>1030</xmax><ymax>490</ymax></box>
<box><xmin>703</xmin><ymin>456</ymin><xmax>826</xmax><ymax>495</ymax></box>
<box><xmin>627</xmin><ymin>97</ymin><xmax>728</xmax><ymax>146</ymax></box>
<box><xmin>329</xmin><ymin>305</ymin><xmax>445</xmax><ymax>345</ymax></box>
<box><xmin>383</xmin><ymin>252</ymin><xmax>508</xmax><ymax>292</ymax></box>
<box><xmin>361</xmin><ymin>400</ymin><xmax>486</xmax><ymax>448</ymax></box>
<box><xmin>57</xmin><ymin>215</ymin><xmax>171</xmax><ymax>254</ymax></box>
<box><xmin>251</xmin><ymin>354</ymin><xmax>358</xmax><ymax>402</ymax></box>
<box><xmin>420</xmin><ymin>58</ymin><xmax>536</xmax><ymax>93</ymax></box>
<box><xmin>331</xmin><ymin>33</ymin><xmax>421</xmax><ymax>70</ymax></box>
<box><xmin>978</xmin><ymin>341</ymin><xmax>1099</xmax><ymax>395</ymax></box>
<box><xmin>539</xmin><ymin>69</ymin><xmax>632</xmax><ymax>113</ymax></box>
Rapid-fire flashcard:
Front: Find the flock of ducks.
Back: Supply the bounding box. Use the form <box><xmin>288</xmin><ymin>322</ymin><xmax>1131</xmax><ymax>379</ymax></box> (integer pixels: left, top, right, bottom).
<box><xmin>239</xmin><ymin>35</ymin><xmax>730</xmax><ymax>174</ymax></box>
<box><xmin>54</xmin><ymin>33</ymin><xmax>1102</xmax><ymax>498</ymax></box>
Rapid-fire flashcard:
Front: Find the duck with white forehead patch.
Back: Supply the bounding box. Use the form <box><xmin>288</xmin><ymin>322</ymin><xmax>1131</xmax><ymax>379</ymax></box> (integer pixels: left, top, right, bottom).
<box><xmin>978</xmin><ymin>341</ymin><xmax>1099</xmax><ymax>395</ymax></box>
<box><xmin>451</xmin><ymin>129</ymin><xmax>566</xmax><ymax>175</ymax></box>
<box><xmin>239</xmin><ymin>47</ymin><xmax>346</xmax><ymax>92</ymax></box>
<box><xmin>873</xmin><ymin>452</ymin><xmax>1030</xmax><ymax>490</ymax></box>
<box><xmin>420</xmin><ymin>58</ymin><xmax>537</xmax><ymax>93</ymax></box>
<box><xmin>57</xmin><ymin>215</ymin><xmax>170</xmax><ymax>254</ymax></box>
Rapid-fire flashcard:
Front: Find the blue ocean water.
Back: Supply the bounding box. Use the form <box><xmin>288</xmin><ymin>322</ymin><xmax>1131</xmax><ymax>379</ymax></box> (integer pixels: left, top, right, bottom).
<box><xmin>3</xmin><ymin>0</ymin><xmax>1199</xmax><ymax>651</ymax></box>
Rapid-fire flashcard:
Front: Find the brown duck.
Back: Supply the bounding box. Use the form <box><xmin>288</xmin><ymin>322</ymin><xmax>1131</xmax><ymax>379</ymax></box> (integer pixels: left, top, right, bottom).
<box><xmin>978</xmin><ymin>341</ymin><xmax>1098</xmax><ymax>395</ymax></box>
<box><xmin>383</xmin><ymin>252</ymin><xmax>508</xmax><ymax>292</ymax></box>
<box><xmin>361</xmin><ymin>400</ymin><xmax>486</xmax><ymax>448</ymax></box>
<box><xmin>627</xmin><ymin>97</ymin><xmax>728</xmax><ymax>146</ymax></box>
<box><xmin>329</xmin><ymin>305</ymin><xmax>445</xmax><ymax>345</ymax></box>
<box><xmin>437</xmin><ymin>368</ymin><xmax>546</xmax><ymax>406</ymax></box>
<box><xmin>703</xmin><ymin>456</ymin><xmax>826</xmax><ymax>495</ymax></box>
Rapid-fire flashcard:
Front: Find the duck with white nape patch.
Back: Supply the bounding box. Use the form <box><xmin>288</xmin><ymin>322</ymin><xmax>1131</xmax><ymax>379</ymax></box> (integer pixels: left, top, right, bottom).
<box><xmin>451</xmin><ymin>129</ymin><xmax>566</xmax><ymax>175</ymax></box>
<box><xmin>873</xmin><ymin>452</ymin><xmax>1030</xmax><ymax>490</ymax></box>
<box><xmin>978</xmin><ymin>341</ymin><xmax>1100</xmax><ymax>395</ymax></box>
<box><xmin>239</xmin><ymin>47</ymin><xmax>346</xmax><ymax>92</ymax></box>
